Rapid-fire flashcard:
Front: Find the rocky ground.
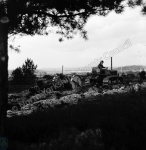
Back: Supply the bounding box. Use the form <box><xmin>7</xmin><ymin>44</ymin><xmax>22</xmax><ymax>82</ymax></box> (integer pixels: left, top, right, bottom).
<box><xmin>7</xmin><ymin>81</ymin><xmax>146</xmax><ymax>118</ymax></box>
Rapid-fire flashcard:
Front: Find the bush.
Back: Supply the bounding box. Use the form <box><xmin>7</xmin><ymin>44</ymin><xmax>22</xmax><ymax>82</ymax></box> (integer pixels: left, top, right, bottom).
<box><xmin>11</xmin><ymin>58</ymin><xmax>37</xmax><ymax>85</ymax></box>
<box><xmin>11</xmin><ymin>67</ymin><xmax>24</xmax><ymax>85</ymax></box>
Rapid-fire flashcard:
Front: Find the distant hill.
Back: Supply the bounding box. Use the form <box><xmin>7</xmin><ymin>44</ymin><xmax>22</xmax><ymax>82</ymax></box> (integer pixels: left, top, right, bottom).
<box><xmin>9</xmin><ymin>65</ymin><xmax>146</xmax><ymax>77</ymax></box>
<box><xmin>114</xmin><ymin>65</ymin><xmax>146</xmax><ymax>73</ymax></box>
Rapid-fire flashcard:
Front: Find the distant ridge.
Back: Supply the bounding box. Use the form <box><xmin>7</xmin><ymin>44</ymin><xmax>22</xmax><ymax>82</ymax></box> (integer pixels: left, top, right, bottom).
<box><xmin>114</xmin><ymin>65</ymin><xmax>146</xmax><ymax>72</ymax></box>
<box><xmin>37</xmin><ymin>65</ymin><xmax>146</xmax><ymax>73</ymax></box>
<box><xmin>9</xmin><ymin>65</ymin><xmax>146</xmax><ymax>76</ymax></box>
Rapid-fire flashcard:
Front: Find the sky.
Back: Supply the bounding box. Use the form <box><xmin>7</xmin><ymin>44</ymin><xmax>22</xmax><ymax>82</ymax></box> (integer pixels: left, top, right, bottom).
<box><xmin>8</xmin><ymin>6</ymin><xmax>146</xmax><ymax>70</ymax></box>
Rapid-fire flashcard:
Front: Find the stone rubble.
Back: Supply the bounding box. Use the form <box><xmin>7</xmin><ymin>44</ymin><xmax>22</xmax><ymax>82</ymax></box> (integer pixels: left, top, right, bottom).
<box><xmin>7</xmin><ymin>82</ymin><xmax>146</xmax><ymax>118</ymax></box>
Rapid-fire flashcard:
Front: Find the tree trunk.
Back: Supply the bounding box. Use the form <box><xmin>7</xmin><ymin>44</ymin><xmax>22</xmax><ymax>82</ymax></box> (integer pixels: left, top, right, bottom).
<box><xmin>0</xmin><ymin>18</ymin><xmax>9</xmax><ymax>137</ymax></box>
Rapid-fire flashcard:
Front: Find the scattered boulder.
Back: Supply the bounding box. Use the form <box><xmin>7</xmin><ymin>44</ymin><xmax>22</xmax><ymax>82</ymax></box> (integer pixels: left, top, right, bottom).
<box><xmin>7</xmin><ymin>80</ymin><xmax>145</xmax><ymax>117</ymax></box>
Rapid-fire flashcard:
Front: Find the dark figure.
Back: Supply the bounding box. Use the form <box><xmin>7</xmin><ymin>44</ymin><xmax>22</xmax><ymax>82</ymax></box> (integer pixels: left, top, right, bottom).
<box><xmin>70</xmin><ymin>74</ymin><xmax>83</xmax><ymax>92</ymax></box>
<box><xmin>98</xmin><ymin>60</ymin><xmax>108</xmax><ymax>74</ymax></box>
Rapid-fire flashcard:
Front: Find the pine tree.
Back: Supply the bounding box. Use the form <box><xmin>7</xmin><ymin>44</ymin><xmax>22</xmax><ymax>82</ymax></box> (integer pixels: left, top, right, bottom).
<box><xmin>22</xmin><ymin>58</ymin><xmax>37</xmax><ymax>85</ymax></box>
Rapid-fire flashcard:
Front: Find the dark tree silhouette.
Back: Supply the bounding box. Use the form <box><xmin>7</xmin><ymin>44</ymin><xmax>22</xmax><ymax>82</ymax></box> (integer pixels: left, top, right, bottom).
<box><xmin>11</xmin><ymin>67</ymin><xmax>24</xmax><ymax>85</ymax></box>
<box><xmin>22</xmin><ymin>58</ymin><xmax>37</xmax><ymax>84</ymax></box>
<box><xmin>0</xmin><ymin>0</ymin><xmax>145</xmax><ymax>136</ymax></box>
<box><xmin>11</xmin><ymin>58</ymin><xmax>37</xmax><ymax>85</ymax></box>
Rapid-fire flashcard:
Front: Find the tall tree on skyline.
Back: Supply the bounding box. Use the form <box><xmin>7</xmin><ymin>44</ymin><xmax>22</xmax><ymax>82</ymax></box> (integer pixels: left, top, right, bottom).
<box><xmin>0</xmin><ymin>0</ymin><xmax>145</xmax><ymax>137</ymax></box>
<box><xmin>22</xmin><ymin>58</ymin><xmax>37</xmax><ymax>84</ymax></box>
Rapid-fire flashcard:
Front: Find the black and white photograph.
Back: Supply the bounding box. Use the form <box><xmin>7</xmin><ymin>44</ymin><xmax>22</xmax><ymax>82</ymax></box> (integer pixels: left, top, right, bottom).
<box><xmin>0</xmin><ymin>0</ymin><xmax>146</xmax><ymax>150</ymax></box>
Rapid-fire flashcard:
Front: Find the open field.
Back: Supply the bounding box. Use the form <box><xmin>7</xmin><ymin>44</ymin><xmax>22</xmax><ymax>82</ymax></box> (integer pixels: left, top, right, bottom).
<box><xmin>7</xmin><ymin>88</ymin><xmax>146</xmax><ymax>150</ymax></box>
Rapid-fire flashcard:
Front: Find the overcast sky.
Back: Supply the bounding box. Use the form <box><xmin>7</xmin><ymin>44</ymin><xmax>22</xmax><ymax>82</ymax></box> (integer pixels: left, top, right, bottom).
<box><xmin>8</xmin><ymin>6</ymin><xmax>146</xmax><ymax>70</ymax></box>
